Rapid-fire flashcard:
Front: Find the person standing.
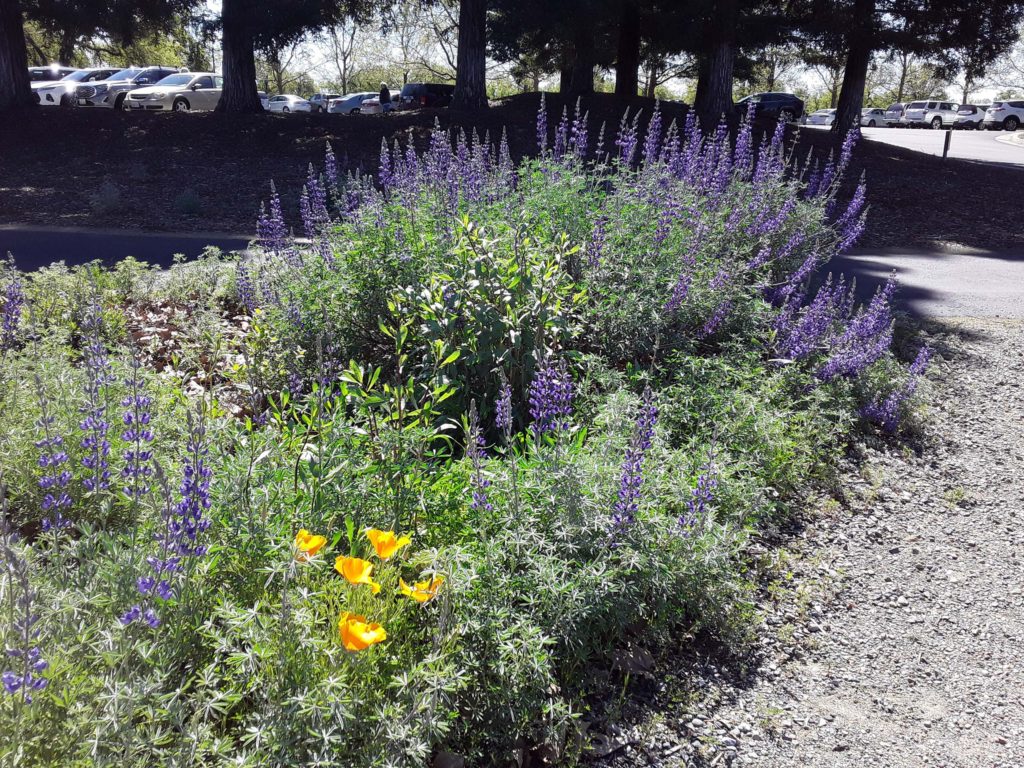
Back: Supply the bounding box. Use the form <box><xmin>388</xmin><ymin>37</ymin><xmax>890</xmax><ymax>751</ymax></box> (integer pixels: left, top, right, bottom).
<box><xmin>379</xmin><ymin>81</ymin><xmax>392</xmax><ymax>113</ymax></box>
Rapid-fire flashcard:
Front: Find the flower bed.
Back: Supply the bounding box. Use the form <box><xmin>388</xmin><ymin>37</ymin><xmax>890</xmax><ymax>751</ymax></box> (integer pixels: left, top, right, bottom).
<box><xmin>0</xmin><ymin>101</ymin><xmax>927</xmax><ymax>766</ymax></box>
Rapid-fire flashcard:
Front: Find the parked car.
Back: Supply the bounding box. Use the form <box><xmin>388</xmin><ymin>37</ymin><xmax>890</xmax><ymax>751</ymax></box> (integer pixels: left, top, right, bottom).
<box><xmin>734</xmin><ymin>91</ymin><xmax>804</xmax><ymax>122</ymax></box>
<box><xmin>267</xmin><ymin>94</ymin><xmax>312</xmax><ymax>113</ymax></box>
<box><xmin>805</xmin><ymin>108</ymin><xmax>836</xmax><ymax>126</ymax></box>
<box><xmin>359</xmin><ymin>93</ymin><xmax>400</xmax><ymax>114</ymax></box>
<box><xmin>900</xmin><ymin>100</ymin><xmax>959</xmax><ymax>128</ymax></box>
<box><xmin>259</xmin><ymin>92</ymin><xmax>269</xmax><ymax>110</ymax></box>
<box><xmin>883</xmin><ymin>102</ymin><xmax>905</xmax><ymax>126</ymax></box>
<box><xmin>27</xmin><ymin>65</ymin><xmax>76</xmax><ymax>83</ymax></box>
<box><xmin>953</xmin><ymin>104</ymin><xmax>987</xmax><ymax>129</ymax></box>
<box><xmin>397</xmin><ymin>82</ymin><xmax>455</xmax><ymax>109</ymax></box>
<box><xmin>982</xmin><ymin>100</ymin><xmax>1024</xmax><ymax>131</ymax></box>
<box><xmin>309</xmin><ymin>93</ymin><xmax>340</xmax><ymax>113</ymax></box>
<box><xmin>327</xmin><ymin>91</ymin><xmax>377</xmax><ymax>114</ymax></box>
<box><xmin>126</xmin><ymin>72</ymin><xmax>223</xmax><ymax>112</ymax></box>
<box><xmin>76</xmin><ymin>66</ymin><xmax>179</xmax><ymax>109</ymax></box>
<box><xmin>860</xmin><ymin>107</ymin><xmax>885</xmax><ymax>127</ymax></box>
<box><xmin>33</xmin><ymin>67</ymin><xmax>120</xmax><ymax>106</ymax></box>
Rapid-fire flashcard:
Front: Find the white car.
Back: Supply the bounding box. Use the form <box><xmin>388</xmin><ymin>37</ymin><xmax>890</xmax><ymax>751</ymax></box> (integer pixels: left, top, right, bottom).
<box><xmin>860</xmin><ymin>108</ymin><xmax>885</xmax><ymax>127</ymax></box>
<box><xmin>359</xmin><ymin>95</ymin><xmax>398</xmax><ymax>115</ymax></box>
<box><xmin>953</xmin><ymin>105</ymin><xmax>987</xmax><ymax>130</ymax></box>
<box><xmin>901</xmin><ymin>99</ymin><xmax>959</xmax><ymax>128</ymax></box>
<box><xmin>267</xmin><ymin>95</ymin><xmax>311</xmax><ymax>113</ymax></box>
<box><xmin>126</xmin><ymin>72</ymin><xmax>223</xmax><ymax>112</ymax></box>
<box><xmin>33</xmin><ymin>67</ymin><xmax>120</xmax><ymax>107</ymax></box>
<box><xmin>805</xmin><ymin>108</ymin><xmax>836</xmax><ymax>126</ymax></box>
<box><xmin>28</xmin><ymin>65</ymin><xmax>76</xmax><ymax>83</ymax></box>
<box><xmin>982</xmin><ymin>100</ymin><xmax>1024</xmax><ymax>131</ymax></box>
<box><xmin>328</xmin><ymin>92</ymin><xmax>376</xmax><ymax>114</ymax></box>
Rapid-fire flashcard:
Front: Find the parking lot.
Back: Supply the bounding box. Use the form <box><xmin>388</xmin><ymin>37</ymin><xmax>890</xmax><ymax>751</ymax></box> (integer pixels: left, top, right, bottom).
<box><xmin>806</xmin><ymin>124</ymin><xmax>1024</xmax><ymax>168</ymax></box>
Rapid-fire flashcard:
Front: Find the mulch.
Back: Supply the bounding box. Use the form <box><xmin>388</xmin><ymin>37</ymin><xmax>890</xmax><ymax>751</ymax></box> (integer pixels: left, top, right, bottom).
<box><xmin>1</xmin><ymin>92</ymin><xmax>1021</xmax><ymax>252</ymax></box>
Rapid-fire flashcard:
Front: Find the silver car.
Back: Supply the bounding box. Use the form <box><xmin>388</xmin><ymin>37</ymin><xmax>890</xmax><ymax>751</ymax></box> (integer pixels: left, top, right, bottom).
<box><xmin>76</xmin><ymin>66</ymin><xmax>179</xmax><ymax>109</ymax></box>
<box><xmin>901</xmin><ymin>100</ymin><xmax>960</xmax><ymax>129</ymax></box>
<box><xmin>126</xmin><ymin>72</ymin><xmax>223</xmax><ymax>112</ymax></box>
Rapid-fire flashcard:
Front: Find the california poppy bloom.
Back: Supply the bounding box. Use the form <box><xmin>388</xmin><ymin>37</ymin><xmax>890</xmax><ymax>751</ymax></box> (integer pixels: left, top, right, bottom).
<box><xmin>334</xmin><ymin>555</ymin><xmax>382</xmax><ymax>594</ymax></box>
<box><xmin>399</xmin><ymin>576</ymin><xmax>444</xmax><ymax>603</ymax></box>
<box><xmin>364</xmin><ymin>528</ymin><xmax>411</xmax><ymax>560</ymax></box>
<box><xmin>294</xmin><ymin>529</ymin><xmax>327</xmax><ymax>561</ymax></box>
<box><xmin>338</xmin><ymin>612</ymin><xmax>386</xmax><ymax>652</ymax></box>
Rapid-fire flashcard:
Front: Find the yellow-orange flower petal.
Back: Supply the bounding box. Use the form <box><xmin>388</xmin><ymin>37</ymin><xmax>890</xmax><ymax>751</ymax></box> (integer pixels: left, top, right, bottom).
<box><xmin>334</xmin><ymin>555</ymin><xmax>382</xmax><ymax>593</ymax></box>
<box><xmin>338</xmin><ymin>612</ymin><xmax>386</xmax><ymax>652</ymax></box>
<box><xmin>364</xmin><ymin>528</ymin><xmax>412</xmax><ymax>560</ymax></box>
<box><xmin>294</xmin><ymin>529</ymin><xmax>327</xmax><ymax>561</ymax></box>
<box><xmin>399</xmin><ymin>575</ymin><xmax>444</xmax><ymax>603</ymax></box>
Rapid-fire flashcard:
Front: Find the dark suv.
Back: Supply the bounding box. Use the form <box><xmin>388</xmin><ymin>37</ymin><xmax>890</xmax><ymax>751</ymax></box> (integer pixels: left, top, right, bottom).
<box><xmin>398</xmin><ymin>82</ymin><xmax>455</xmax><ymax>109</ymax></box>
<box><xmin>734</xmin><ymin>92</ymin><xmax>804</xmax><ymax>122</ymax></box>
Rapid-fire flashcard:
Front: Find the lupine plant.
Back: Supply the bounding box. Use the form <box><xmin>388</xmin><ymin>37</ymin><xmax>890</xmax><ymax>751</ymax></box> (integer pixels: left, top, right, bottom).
<box><xmin>0</xmin><ymin>98</ymin><xmax>932</xmax><ymax>766</ymax></box>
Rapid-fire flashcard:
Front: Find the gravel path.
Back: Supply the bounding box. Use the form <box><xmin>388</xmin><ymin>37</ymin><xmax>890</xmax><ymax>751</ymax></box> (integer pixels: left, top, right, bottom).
<box><xmin>597</xmin><ymin>317</ymin><xmax>1024</xmax><ymax>768</ymax></box>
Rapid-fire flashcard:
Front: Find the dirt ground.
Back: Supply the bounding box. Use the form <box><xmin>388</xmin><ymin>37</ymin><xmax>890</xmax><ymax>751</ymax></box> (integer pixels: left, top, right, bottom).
<box><xmin>1</xmin><ymin>92</ymin><xmax>1021</xmax><ymax>252</ymax></box>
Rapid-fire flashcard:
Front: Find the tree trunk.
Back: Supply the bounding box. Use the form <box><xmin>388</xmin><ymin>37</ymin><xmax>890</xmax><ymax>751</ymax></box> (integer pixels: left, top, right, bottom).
<box><xmin>559</xmin><ymin>48</ymin><xmax>572</xmax><ymax>94</ymax></box>
<box><xmin>0</xmin><ymin>0</ymin><xmax>33</xmax><ymax>111</ymax></box>
<box><xmin>693</xmin><ymin>0</ymin><xmax>737</xmax><ymax>126</ymax></box>
<box><xmin>614</xmin><ymin>0</ymin><xmax>640</xmax><ymax>98</ymax></box>
<box><xmin>57</xmin><ymin>30</ymin><xmax>75</xmax><ymax>65</ymax></box>
<box><xmin>452</xmin><ymin>0</ymin><xmax>487</xmax><ymax>109</ymax></box>
<box><xmin>833</xmin><ymin>0</ymin><xmax>874</xmax><ymax>134</ymax></box>
<box><xmin>566</xmin><ymin>27</ymin><xmax>595</xmax><ymax>97</ymax></box>
<box><xmin>896</xmin><ymin>53</ymin><xmax>909</xmax><ymax>103</ymax></box>
<box><xmin>216</xmin><ymin>0</ymin><xmax>264</xmax><ymax>113</ymax></box>
<box><xmin>645</xmin><ymin>60</ymin><xmax>658</xmax><ymax>99</ymax></box>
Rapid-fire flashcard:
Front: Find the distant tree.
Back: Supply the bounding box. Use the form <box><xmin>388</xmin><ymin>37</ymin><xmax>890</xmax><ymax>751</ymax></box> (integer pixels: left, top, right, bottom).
<box><xmin>989</xmin><ymin>25</ymin><xmax>1024</xmax><ymax>92</ymax></box>
<box><xmin>802</xmin><ymin>0</ymin><xmax>1024</xmax><ymax>134</ymax></box>
<box><xmin>215</xmin><ymin>0</ymin><xmax>377</xmax><ymax>113</ymax></box>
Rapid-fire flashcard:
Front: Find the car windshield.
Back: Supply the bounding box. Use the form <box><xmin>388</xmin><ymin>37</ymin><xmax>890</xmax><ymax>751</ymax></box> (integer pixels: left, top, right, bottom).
<box><xmin>108</xmin><ymin>68</ymin><xmax>141</xmax><ymax>81</ymax></box>
<box><xmin>61</xmin><ymin>69</ymin><xmax>100</xmax><ymax>82</ymax></box>
<box><xmin>886</xmin><ymin>103</ymin><xmax>902</xmax><ymax>110</ymax></box>
<box><xmin>155</xmin><ymin>74</ymin><xmax>193</xmax><ymax>86</ymax></box>
<box><xmin>906</xmin><ymin>102</ymin><xmax>925</xmax><ymax>108</ymax></box>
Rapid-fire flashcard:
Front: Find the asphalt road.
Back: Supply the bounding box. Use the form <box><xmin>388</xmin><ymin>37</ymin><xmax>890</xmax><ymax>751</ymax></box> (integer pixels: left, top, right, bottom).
<box><xmin>808</xmin><ymin>123</ymin><xmax>1024</xmax><ymax>168</ymax></box>
<box><xmin>0</xmin><ymin>225</ymin><xmax>251</xmax><ymax>270</ymax></box>
<box><xmin>827</xmin><ymin>247</ymin><xmax>1024</xmax><ymax>319</ymax></box>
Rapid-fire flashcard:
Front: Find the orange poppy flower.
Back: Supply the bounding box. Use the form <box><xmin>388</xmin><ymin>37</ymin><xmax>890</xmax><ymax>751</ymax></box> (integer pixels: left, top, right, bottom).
<box><xmin>334</xmin><ymin>555</ymin><xmax>382</xmax><ymax>594</ymax></box>
<box><xmin>294</xmin><ymin>529</ymin><xmax>327</xmax><ymax>561</ymax></box>
<box><xmin>399</xmin><ymin>576</ymin><xmax>444</xmax><ymax>603</ymax></box>
<box><xmin>364</xmin><ymin>528</ymin><xmax>412</xmax><ymax>560</ymax></box>
<box><xmin>338</xmin><ymin>612</ymin><xmax>386</xmax><ymax>652</ymax></box>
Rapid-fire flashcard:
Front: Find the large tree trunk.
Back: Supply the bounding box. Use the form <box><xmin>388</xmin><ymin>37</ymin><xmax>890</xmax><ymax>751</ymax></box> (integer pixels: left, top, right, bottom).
<box><xmin>559</xmin><ymin>48</ymin><xmax>572</xmax><ymax>94</ymax></box>
<box><xmin>452</xmin><ymin>0</ymin><xmax>487</xmax><ymax>109</ymax></box>
<box><xmin>693</xmin><ymin>0</ymin><xmax>737</xmax><ymax>126</ymax></box>
<box><xmin>833</xmin><ymin>0</ymin><xmax>874</xmax><ymax>134</ymax></box>
<box><xmin>216</xmin><ymin>0</ymin><xmax>263</xmax><ymax>113</ymax></box>
<box><xmin>0</xmin><ymin>0</ymin><xmax>32</xmax><ymax>111</ymax></box>
<box><xmin>57</xmin><ymin>31</ymin><xmax>75</xmax><ymax>65</ymax></box>
<box><xmin>566</xmin><ymin>27</ymin><xmax>595</xmax><ymax>97</ymax></box>
<box><xmin>614</xmin><ymin>0</ymin><xmax>640</xmax><ymax>98</ymax></box>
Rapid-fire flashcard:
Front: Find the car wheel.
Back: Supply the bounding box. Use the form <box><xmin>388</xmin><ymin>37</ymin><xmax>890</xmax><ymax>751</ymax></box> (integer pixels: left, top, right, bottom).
<box><xmin>114</xmin><ymin>93</ymin><xmax>127</xmax><ymax>110</ymax></box>
<box><xmin>1006</xmin><ymin>116</ymin><xmax>1021</xmax><ymax>131</ymax></box>
<box><xmin>350</xmin><ymin>108</ymin><xmax>359</xmax><ymax>114</ymax></box>
<box><xmin>282</xmin><ymin>106</ymin><xmax>290</xmax><ymax>113</ymax></box>
<box><xmin>59</xmin><ymin>94</ymin><xmax>74</xmax><ymax>108</ymax></box>
<box><xmin>868</xmin><ymin>119</ymin><xmax>876</xmax><ymax>127</ymax></box>
<box><xmin>930</xmin><ymin>116</ymin><xmax>943</xmax><ymax>129</ymax></box>
<box><xmin>173</xmin><ymin>98</ymin><xmax>190</xmax><ymax>112</ymax></box>
<box><xmin>779</xmin><ymin>108</ymin><xmax>795</xmax><ymax>123</ymax></box>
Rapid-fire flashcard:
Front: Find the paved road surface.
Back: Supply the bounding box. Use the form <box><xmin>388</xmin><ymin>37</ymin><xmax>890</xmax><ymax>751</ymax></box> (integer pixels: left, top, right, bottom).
<box><xmin>807</xmin><ymin>124</ymin><xmax>1024</xmax><ymax>168</ymax></box>
<box><xmin>0</xmin><ymin>225</ymin><xmax>251</xmax><ymax>270</ymax></box>
<box><xmin>828</xmin><ymin>248</ymin><xmax>1024</xmax><ymax>319</ymax></box>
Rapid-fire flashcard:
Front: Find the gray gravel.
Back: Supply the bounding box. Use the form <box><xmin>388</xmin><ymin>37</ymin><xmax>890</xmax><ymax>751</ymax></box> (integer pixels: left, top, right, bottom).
<box><xmin>596</xmin><ymin>317</ymin><xmax>1024</xmax><ymax>768</ymax></box>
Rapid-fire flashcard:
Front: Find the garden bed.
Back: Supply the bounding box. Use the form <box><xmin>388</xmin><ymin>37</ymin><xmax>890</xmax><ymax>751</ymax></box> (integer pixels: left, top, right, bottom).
<box><xmin>0</xmin><ymin>106</ymin><xmax>928</xmax><ymax>766</ymax></box>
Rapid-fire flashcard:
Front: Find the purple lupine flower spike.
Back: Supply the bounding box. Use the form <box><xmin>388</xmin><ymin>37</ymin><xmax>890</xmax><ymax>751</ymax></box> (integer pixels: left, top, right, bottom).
<box><xmin>1</xmin><ymin>268</ymin><xmax>25</xmax><ymax>353</ymax></box>
<box><xmin>467</xmin><ymin>402</ymin><xmax>493</xmax><ymax>513</ymax></box>
<box><xmin>610</xmin><ymin>387</ymin><xmax>659</xmax><ymax>538</ymax></box>
<box><xmin>861</xmin><ymin>345</ymin><xmax>932</xmax><ymax>433</ymax></box>
<box><xmin>80</xmin><ymin>302</ymin><xmax>114</xmax><ymax>496</ymax></box>
<box><xmin>121</xmin><ymin>355</ymin><xmax>154</xmax><ymax>500</ymax></box>
<box><xmin>0</xmin><ymin>511</ymin><xmax>49</xmax><ymax>703</ymax></box>
<box><xmin>528</xmin><ymin>357</ymin><xmax>573</xmax><ymax>435</ymax></box>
